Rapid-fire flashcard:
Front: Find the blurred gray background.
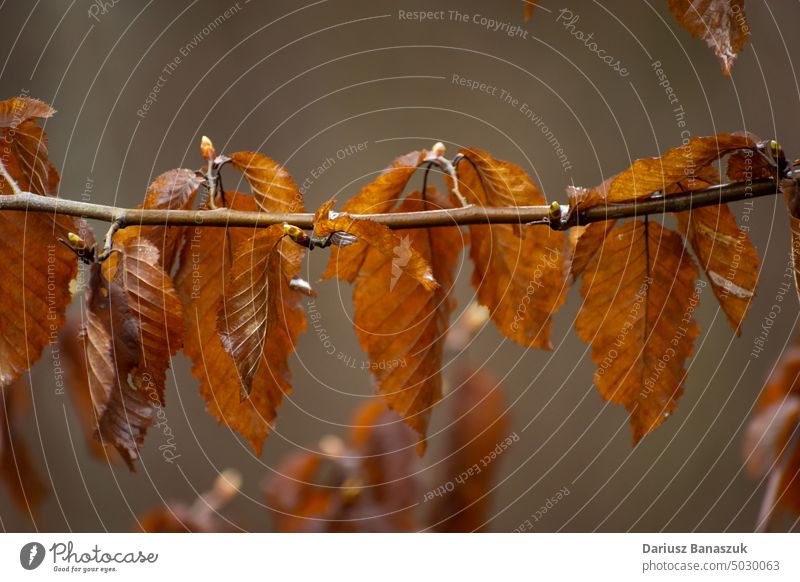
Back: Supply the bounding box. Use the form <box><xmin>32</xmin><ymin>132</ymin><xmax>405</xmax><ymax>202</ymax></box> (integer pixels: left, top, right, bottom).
<box><xmin>1</xmin><ymin>0</ymin><xmax>799</xmax><ymax>532</ymax></box>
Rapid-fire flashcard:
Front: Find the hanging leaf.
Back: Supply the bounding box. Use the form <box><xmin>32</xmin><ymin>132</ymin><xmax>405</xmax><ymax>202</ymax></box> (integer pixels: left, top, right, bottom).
<box><xmin>429</xmin><ymin>365</ymin><xmax>510</xmax><ymax>532</ymax></box>
<box><xmin>351</xmin><ymin>191</ymin><xmax>461</xmax><ymax>449</ymax></box>
<box><xmin>0</xmin><ymin>97</ymin><xmax>58</xmax><ymax>196</ymax></box>
<box><xmin>671</xmin><ymin>168</ymin><xmax>759</xmax><ymax>334</ymax></box>
<box><xmin>58</xmin><ymin>316</ymin><xmax>111</xmax><ymax>459</ymax></box>
<box><xmin>83</xmin><ymin>237</ymin><xmax>182</xmax><ymax>468</ymax></box>
<box><xmin>456</xmin><ymin>148</ymin><xmax>565</xmax><ymax>348</ymax></box>
<box><xmin>217</xmin><ymin>224</ymin><xmax>288</xmax><ymax>396</ymax></box>
<box><xmin>668</xmin><ymin>0</ymin><xmax>749</xmax><ymax>75</ymax></box>
<box><xmin>323</xmin><ymin>150</ymin><xmax>425</xmax><ymax>282</ymax></box>
<box><xmin>575</xmin><ymin>220</ymin><xmax>700</xmax><ymax>443</ymax></box>
<box><xmin>567</xmin><ymin>220</ymin><xmax>617</xmax><ymax>281</ymax></box>
<box><xmin>0</xmin><ymin>97</ymin><xmax>77</xmax><ymax>388</ymax></box>
<box><xmin>175</xmin><ymin>193</ymin><xmax>306</xmax><ymax>453</ymax></box>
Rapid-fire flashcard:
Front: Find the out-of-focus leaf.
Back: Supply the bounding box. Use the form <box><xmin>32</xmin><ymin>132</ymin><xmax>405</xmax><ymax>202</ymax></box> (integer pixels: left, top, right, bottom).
<box><xmin>668</xmin><ymin>0</ymin><xmax>749</xmax><ymax>75</ymax></box>
<box><xmin>429</xmin><ymin>366</ymin><xmax>510</xmax><ymax>532</ymax></box>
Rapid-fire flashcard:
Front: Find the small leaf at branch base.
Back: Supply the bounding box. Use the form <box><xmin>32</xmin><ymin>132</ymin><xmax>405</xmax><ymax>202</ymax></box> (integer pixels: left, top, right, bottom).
<box><xmin>575</xmin><ymin>220</ymin><xmax>700</xmax><ymax>443</ymax></box>
<box><xmin>323</xmin><ymin>151</ymin><xmax>425</xmax><ymax>282</ymax></box>
<box><xmin>315</xmin><ymin>216</ymin><xmax>439</xmax><ymax>291</ymax></box>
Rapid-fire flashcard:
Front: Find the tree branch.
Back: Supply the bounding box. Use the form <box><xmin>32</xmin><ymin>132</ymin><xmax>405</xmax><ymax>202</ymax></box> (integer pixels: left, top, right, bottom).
<box><xmin>0</xmin><ymin>171</ymin><xmax>795</xmax><ymax>231</ymax></box>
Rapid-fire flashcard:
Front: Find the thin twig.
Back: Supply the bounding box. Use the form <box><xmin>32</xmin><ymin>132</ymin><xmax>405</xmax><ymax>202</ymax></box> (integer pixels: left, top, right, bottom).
<box><xmin>0</xmin><ymin>171</ymin><xmax>795</xmax><ymax>231</ymax></box>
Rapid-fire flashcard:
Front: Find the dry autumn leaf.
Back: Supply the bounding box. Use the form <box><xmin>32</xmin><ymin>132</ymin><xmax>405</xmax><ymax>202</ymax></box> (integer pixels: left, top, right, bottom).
<box><xmin>230</xmin><ymin>151</ymin><xmax>303</xmax><ymax>214</ymax></box>
<box><xmin>112</xmin><ymin>169</ymin><xmax>203</xmax><ymax>272</ymax></box>
<box><xmin>176</xmin><ymin>193</ymin><xmax>306</xmax><ymax>453</ymax></box>
<box><xmin>350</xmin><ymin>191</ymin><xmax>461</xmax><ymax>449</ymax></box>
<box><xmin>0</xmin><ymin>97</ymin><xmax>59</xmax><ymax>196</ymax></box>
<box><xmin>217</xmin><ymin>224</ymin><xmax>288</xmax><ymax>396</ymax></box>
<box><xmin>456</xmin><ymin>148</ymin><xmax>565</xmax><ymax>348</ymax></box>
<box><xmin>0</xmin><ymin>97</ymin><xmax>78</xmax><ymax>388</ymax></box>
<box><xmin>575</xmin><ymin>220</ymin><xmax>700</xmax><ymax>443</ymax></box>
<box><xmin>83</xmin><ymin>237</ymin><xmax>182</xmax><ymax>468</ymax></box>
<box><xmin>671</xmin><ymin>168</ymin><xmax>759</xmax><ymax>334</ymax></box>
<box><xmin>668</xmin><ymin>0</ymin><xmax>749</xmax><ymax>75</ymax></box>
<box><xmin>601</xmin><ymin>134</ymin><xmax>756</xmax><ymax>203</ymax></box>
<box><xmin>323</xmin><ymin>150</ymin><xmax>425</xmax><ymax>282</ymax></box>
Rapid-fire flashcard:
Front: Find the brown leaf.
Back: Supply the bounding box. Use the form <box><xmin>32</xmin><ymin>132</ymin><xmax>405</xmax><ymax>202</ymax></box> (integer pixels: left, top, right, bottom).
<box><xmin>781</xmin><ymin>179</ymin><xmax>800</xmax><ymax>305</ymax></box>
<box><xmin>0</xmin><ymin>98</ymin><xmax>77</xmax><ymax>388</ymax></box>
<box><xmin>175</xmin><ymin>193</ymin><xmax>306</xmax><ymax>453</ymax></box>
<box><xmin>264</xmin><ymin>401</ymin><xmax>418</xmax><ymax>532</ymax></box>
<box><xmin>429</xmin><ymin>365</ymin><xmax>510</xmax><ymax>532</ymax></box>
<box><xmin>602</xmin><ymin>134</ymin><xmax>756</xmax><ymax>203</ymax></box>
<box><xmin>0</xmin><ymin>97</ymin><xmax>58</xmax><ymax>196</ymax></box>
<box><xmin>0</xmin><ymin>381</ymin><xmax>47</xmax><ymax>513</ymax></box>
<box><xmin>315</xmin><ymin>215</ymin><xmax>438</xmax><ymax>291</ymax></box>
<box><xmin>230</xmin><ymin>151</ymin><xmax>303</xmax><ymax>214</ymax></box>
<box><xmin>745</xmin><ymin>343</ymin><xmax>800</xmax><ymax>518</ymax></box>
<box><xmin>668</xmin><ymin>0</ymin><xmax>749</xmax><ymax>75</ymax></box>
<box><xmin>675</xmin><ymin>204</ymin><xmax>758</xmax><ymax>334</ymax></box>
<box><xmin>217</xmin><ymin>224</ymin><xmax>287</xmax><ymax>395</ymax></box>
<box><xmin>120</xmin><ymin>169</ymin><xmax>202</xmax><ymax>271</ymax></box>
<box><xmin>351</xmin><ymin>191</ymin><xmax>461</xmax><ymax>449</ymax></box>
<box><xmin>523</xmin><ymin>0</ymin><xmax>539</xmax><ymax>21</ymax></box>
<box><xmin>575</xmin><ymin>220</ymin><xmax>700</xmax><ymax>443</ymax></box>
<box><xmin>0</xmin><ymin>213</ymin><xmax>77</xmax><ymax>388</ymax></box>
<box><xmin>456</xmin><ymin>148</ymin><xmax>565</xmax><ymax>348</ymax></box>
<box><xmin>83</xmin><ymin>262</ymin><xmax>147</xmax><ymax>468</ymax></box>
<box><xmin>568</xmin><ymin>220</ymin><xmax>617</xmax><ymax>281</ymax></box>
<box><xmin>323</xmin><ymin>151</ymin><xmax>425</xmax><ymax>282</ymax></box>
<box><xmin>84</xmin><ymin>237</ymin><xmax>183</xmax><ymax>468</ymax></box>
<box><xmin>58</xmin><ymin>317</ymin><xmax>110</xmax><ymax>459</ymax></box>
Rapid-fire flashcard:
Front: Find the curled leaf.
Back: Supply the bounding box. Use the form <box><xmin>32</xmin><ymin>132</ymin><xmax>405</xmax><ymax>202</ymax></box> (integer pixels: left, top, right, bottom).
<box><xmin>315</xmin><ymin>216</ymin><xmax>438</xmax><ymax>291</ymax></box>
<box><xmin>456</xmin><ymin>148</ymin><xmax>565</xmax><ymax>348</ymax></box>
